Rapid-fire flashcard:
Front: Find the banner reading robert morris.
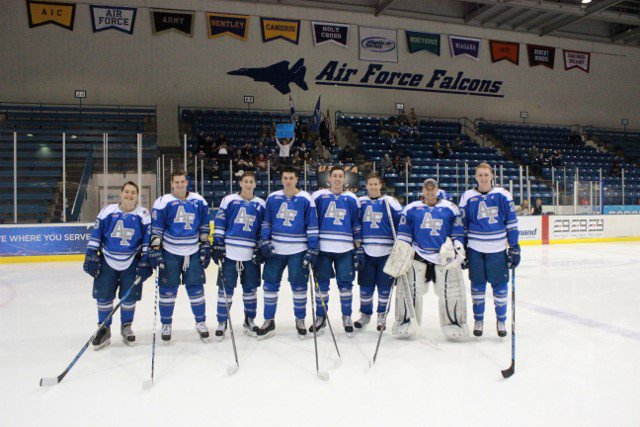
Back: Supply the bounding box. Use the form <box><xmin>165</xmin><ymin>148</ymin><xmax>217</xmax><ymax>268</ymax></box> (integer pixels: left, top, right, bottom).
<box><xmin>449</xmin><ymin>35</ymin><xmax>481</xmax><ymax>61</ymax></box>
<box><xmin>564</xmin><ymin>49</ymin><xmax>590</xmax><ymax>73</ymax></box>
<box><xmin>312</xmin><ymin>21</ymin><xmax>349</xmax><ymax>47</ymax></box>
<box><xmin>489</xmin><ymin>40</ymin><xmax>519</xmax><ymax>65</ymax></box>
<box><xmin>406</xmin><ymin>31</ymin><xmax>440</xmax><ymax>55</ymax></box>
<box><xmin>207</xmin><ymin>12</ymin><xmax>249</xmax><ymax>40</ymax></box>
<box><xmin>151</xmin><ymin>9</ymin><xmax>194</xmax><ymax>36</ymax></box>
<box><xmin>359</xmin><ymin>26</ymin><xmax>397</xmax><ymax>63</ymax></box>
<box><xmin>261</xmin><ymin>17</ymin><xmax>301</xmax><ymax>44</ymax></box>
<box><xmin>527</xmin><ymin>44</ymin><xmax>555</xmax><ymax>69</ymax></box>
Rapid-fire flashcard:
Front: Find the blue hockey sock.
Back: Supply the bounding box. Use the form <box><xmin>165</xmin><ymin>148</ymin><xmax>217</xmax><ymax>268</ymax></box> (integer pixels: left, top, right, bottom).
<box><xmin>338</xmin><ymin>281</ymin><xmax>353</xmax><ymax>316</ymax></box>
<box><xmin>291</xmin><ymin>283</ymin><xmax>307</xmax><ymax>319</ymax></box>
<box><xmin>263</xmin><ymin>282</ymin><xmax>280</xmax><ymax>320</ymax></box>
<box><xmin>120</xmin><ymin>301</ymin><xmax>136</xmax><ymax>324</ymax></box>
<box><xmin>359</xmin><ymin>286</ymin><xmax>374</xmax><ymax>315</ymax></box>
<box><xmin>471</xmin><ymin>282</ymin><xmax>487</xmax><ymax>321</ymax></box>
<box><xmin>376</xmin><ymin>286</ymin><xmax>391</xmax><ymax>313</ymax></box>
<box><xmin>243</xmin><ymin>288</ymin><xmax>257</xmax><ymax>319</ymax></box>
<box><xmin>97</xmin><ymin>299</ymin><xmax>114</xmax><ymax>326</ymax></box>
<box><xmin>216</xmin><ymin>285</ymin><xmax>235</xmax><ymax>323</ymax></box>
<box><xmin>186</xmin><ymin>284</ymin><xmax>206</xmax><ymax>323</ymax></box>
<box><xmin>315</xmin><ymin>280</ymin><xmax>330</xmax><ymax>317</ymax></box>
<box><xmin>492</xmin><ymin>282</ymin><xmax>509</xmax><ymax>322</ymax></box>
<box><xmin>159</xmin><ymin>285</ymin><xmax>179</xmax><ymax>324</ymax></box>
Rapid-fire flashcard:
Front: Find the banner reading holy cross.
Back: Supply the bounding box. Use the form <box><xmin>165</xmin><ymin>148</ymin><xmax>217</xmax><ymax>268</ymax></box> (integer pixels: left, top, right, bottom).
<box><xmin>312</xmin><ymin>21</ymin><xmax>349</xmax><ymax>47</ymax></box>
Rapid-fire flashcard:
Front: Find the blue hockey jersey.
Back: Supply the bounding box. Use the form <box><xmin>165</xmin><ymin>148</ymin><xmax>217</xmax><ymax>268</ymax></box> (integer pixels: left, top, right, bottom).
<box><xmin>88</xmin><ymin>204</ymin><xmax>150</xmax><ymax>271</ymax></box>
<box><xmin>397</xmin><ymin>199</ymin><xmax>464</xmax><ymax>264</ymax></box>
<box><xmin>458</xmin><ymin>187</ymin><xmax>518</xmax><ymax>253</ymax></box>
<box><xmin>358</xmin><ymin>195</ymin><xmax>402</xmax><ymax>257</ymax></box>
<box><xmin>151</xmin><ymin>193</ymin><xmax>210</xmax><ymax>256</ymax></box>
<box><xmin>312</xmin><ymin>189</ymin><xmax>362</xmax><ymax>253</ymax></box>
<box><xmin>214</xmin><ymin>194</ymin><xmax>266</xmax><ymax>261</ymax></box>
<box><xmin>261</xmin><ymin>190</ymin><xmax>319</xmax><ymax>256</ymax></box>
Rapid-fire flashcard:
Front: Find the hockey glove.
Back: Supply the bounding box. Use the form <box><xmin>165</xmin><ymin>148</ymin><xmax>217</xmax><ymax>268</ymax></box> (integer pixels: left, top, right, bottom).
<box><xmin>212</xmin><ymin>243</ymin><xmax>226</xmax><ymax>265</ymax></box>
<box><xmin>83</xmin><ymin>247</ymin><xmax>101</xmax><ymax>278</ymax></box>
<box><xmin>353</xmin><ymin>246</ymin><xmax>366</xmax><ymax>272</ymax></box>
<box><xmin>303</xmin><ymin>247</ymin><xmax>319</xmax><ymax>268</ymax></box>
<box><xmin>258</xmin><ymin>240</ymin><xmax>275</xmax><ymax>260</ymax></box>
<box><xmin>148</xmin><ymin>246</ymin><xmax>164</xmax><ymax>270</ymax></box>
<box><xmin>252</xmin><ymin>247</ymin><xmax>266</xmax><ymax>265</ymax></box>
<box><xmin>200</xmin><ymin>241</ymin><xmax>211</xmax><ymax>269</ymax></box>
<box><xmin>507</xmin><ymin>244</ymin><xmax>521</xmax><ymax>269</ymax></box>
<box><xmin>135</xmin><ymin>254</ymin><xmax>153</xmax><ymax>283</ymax></box>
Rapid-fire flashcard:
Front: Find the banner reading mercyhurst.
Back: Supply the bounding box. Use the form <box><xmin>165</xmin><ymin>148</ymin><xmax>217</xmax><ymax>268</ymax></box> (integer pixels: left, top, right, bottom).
<box><xmin>406</xmin><ymin>31</ymin><xmax>440</xmax><ymax>55</ymax></box>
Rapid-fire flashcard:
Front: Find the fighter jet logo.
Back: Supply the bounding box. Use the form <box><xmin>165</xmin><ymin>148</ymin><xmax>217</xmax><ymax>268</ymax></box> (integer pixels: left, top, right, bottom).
<box><xmin>227</xmin><ymin>58</ymin><xmax>309</xmax><ymax>95</ymax></box>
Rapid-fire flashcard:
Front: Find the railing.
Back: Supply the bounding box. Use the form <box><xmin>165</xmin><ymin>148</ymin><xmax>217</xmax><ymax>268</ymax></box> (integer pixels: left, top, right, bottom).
<box><xmin>69</xmin><ymin>147</ymin><xmax>94</xmax><ymax>222</ymax></box>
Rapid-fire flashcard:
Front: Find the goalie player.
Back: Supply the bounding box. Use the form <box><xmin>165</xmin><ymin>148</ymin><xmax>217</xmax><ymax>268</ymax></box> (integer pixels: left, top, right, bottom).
<box><xmin>387</xmin><ymin>178</ymin><xmax>468</xmax><ymax>340</ymax></box>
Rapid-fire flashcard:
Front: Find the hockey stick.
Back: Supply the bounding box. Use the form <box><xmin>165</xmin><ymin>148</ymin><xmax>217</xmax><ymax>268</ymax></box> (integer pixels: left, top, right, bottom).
<box><xmin>309</xmin><ymin>266</ymin><xmax>341</xmax><ymax>360</ymax></box>
<box><xmin>308</xmin><ymin>269</ymin><xmax>329</xmax><ymax>381</ymax></box>
<box><xmin>501</xmin><ymin>268</ymin><xmax>516</xmax><ymax>379</ymax></box>
<box><xmin>218</xmin><ymin>260</ymin><xmax>239</xmax><ymax>375</ymax></box>
<box><xmin>143</xmin><ymin>268</ymin><xmax>159</xmax><ymax>390</ymax></box>
<box><xmin>40</xmin><ymin>275</ymin><xmax>143</xmax><ymax>387</ymax></box>
<box><xmin>368</xmin><ymin>280</ymin><xmax>395</xmax><ymax>368</ymax></box>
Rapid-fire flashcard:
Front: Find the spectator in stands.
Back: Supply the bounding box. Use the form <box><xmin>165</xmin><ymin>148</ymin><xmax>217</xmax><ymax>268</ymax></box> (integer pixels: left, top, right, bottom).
<box><xmin>453</xmin><ymin>136</ymin><xmax>464</xmax><ymax>152</ymax></box>
<box><xmin>434</xmin><ymin>141</ymin><xmax>445</xmax><ymax>159</ymax></box>
<box><xmin>255</xmin><ymin>153</ymin><xmax>268</xmax><ymax>172</ymax></box>
<box><xmin>611</xmin><ymin>158</ymin><xmax>622</xmax><ymax>177</ymax></box>
<box><xmin>291</xmin><ymin>151</ymin><xmax>304</xmax><ymax>169</ymax></box>
<box><xmin>552</xmin><ymin>149</ymin><xmax>564</xmax><ymax>166</ymax></box>
<box><xmin>410</xmin><ymin>122</ymin><xmax>419</xmax><ymax>139</ymax></box>
<box><xmin>531</xmin><ymin>198</ymin><xmax>543</xmax><ymax>215</ymax></box>
<box><xmin>517</xmin><ymin>200</ymin><xmax>530</xmax><ymax>216</ymax></box>
<box><xmin>258</xmin><ymin>125</ymin><xmax>268</xmax><ymax>143</ymax></box>
<box><xmin>380</xmin><ymin>153</ymin><xmax>394</xmax><ymax>178</ymax></box>
<box><xmin>389</xmin><ymin>118</ymin><xmax>399</xmax><ymax>139</ymax></box>
<box><xmin>313</xmin><ymin>143</ymin><xmax>330</xmax><ymax>163</ymax></box>
<box><xmin>399</xmin><ymin>155</ymin><xmax>413</xmax><ymax>178</ymax></box>
<box><xmin>528</xmin><ymin>145</ymin><xmax>539</xmax><ymax>163</ymax></box>
<box><xmin>408</xmin><ymin>108</ymin><xmax>417</xmax><ymax>125</ymax></box>
<box><xmin>216</xmin><ymin>133</ymin><xmax>228</xmax><ymax>146</ymax></box>
<box><xmin>443</xmin><ymin>142</ymin><xmax>453</xmax><ymax>158</ymax></box>
<box><xmin>319</xmin><ymin>117</ymin><xmax>329</xmax><ymax>145</ymax></box>
<box><xmin>339</xmin><ymin>144</ymin><xmax>356</xmax><ymax>163</ymax></box>
<box><xmin>398</xmin><ymin>120</ymin><xmax>410</xmax><ymax>138</ymax></box>
<box><xmin>378</xmin><ymin>119</ymin><xmax>390</xmax><ymax>137</ymax></box>
<box><xmin>268</xmin><ymin>149</ymin><xmax>279</xmax><ymax>173</ymax></box>
<box><xmin>304</xmin><ymin>152</ymin><xmax>318</xmax><ymax>173</ymax></box>
<box><xmin>275</xmin><ymin>136</ymin><xmax>296</xmax><ymax>166</ymax></box>
<box><xmin>253</xmin><ymin>141</ymin><xmax>266</xmax><ymax>157</ymax></box>
<box><xmin>242</xmin><ymin>143</ymin><xmax>254</xmax><ymax>160</ymax></box>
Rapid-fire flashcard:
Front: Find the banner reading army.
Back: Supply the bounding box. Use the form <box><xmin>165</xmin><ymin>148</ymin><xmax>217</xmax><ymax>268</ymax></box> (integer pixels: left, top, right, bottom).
<box><xmin>261</xmin><ymin>17</ymin><xmax>301</xmax><ymax>44</ymax></box>
<box><xmin>151</xmin><ymin>9</ymin><xmax>194</xmax><ymax>36</ymax></box>
<box><xmin>27</xmin><ymin>0</ymin><xmax>76</xmax><ymax>30</ymax></box>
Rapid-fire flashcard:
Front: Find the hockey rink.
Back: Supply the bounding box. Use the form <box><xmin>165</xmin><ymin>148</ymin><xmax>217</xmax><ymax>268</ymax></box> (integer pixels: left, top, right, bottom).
<box><xmin>1</xmin><ymin>242</ymin><xmax>639</xmax><ymax>426</ymax></box>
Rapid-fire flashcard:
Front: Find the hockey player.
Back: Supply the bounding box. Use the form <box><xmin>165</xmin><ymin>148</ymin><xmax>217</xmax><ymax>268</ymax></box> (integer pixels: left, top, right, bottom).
<box><xmin>311</xmin><ymin>166</ymin><xmax>363</xmax><ymax>335</ymax></box>
<box><xmin>389</xmin><ymin>178</ymin><xmax>468</xmax><ymax>340</ymax></box>
<box><xmin>211</xmin><ymin>171</ymin><xmax>265</xmax><ymax>340</ymax></box>
<box><xmin>148</xmin><ymin>170</ymin><xmax>211</xmax><ymax>341</ymax></box>
<box><xmin>459</xmin><ymin>162</ymin><xmax>519</xmax><ymax>338</ymax></box>
<box><xmin>254</xmin><ymin>166</ymin><xmax>319</xmax><ymax>340</ymax></box>
<box><xmin>83</xmin><ymin>181</ymin><xmax>151</xmax><ymax>350</ymax></box>
<box><xmin>355</xmin><ymin>173</ymin><xmax>402</xmax><ymax>332</ymax></box>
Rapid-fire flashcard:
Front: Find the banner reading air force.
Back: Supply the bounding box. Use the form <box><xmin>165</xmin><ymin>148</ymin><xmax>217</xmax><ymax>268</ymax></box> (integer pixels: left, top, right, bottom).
<box><xmin>207</xmin><ymin>12</ymin><xmax>249</xmax><ymax>40</ymax></box>
<box><xmin>151</xmin><ymin>9</ymin><xmax>194</xmax><ymax>36</ymax></box>
<box><xmin>449</xmin><ymin>35</ymin><xmax>481</xmax><ymax>61</ymax></box>
<box><xmin>406</xmin><ymin>31</ymin><xmax>440</xmax><ymax>56</ymax></box>
<box><xmin>90</xmin><ymin>5</ymin><xmax>137</xmax><ymax>34</ymax></box>
<box><xmin>261</xmin><ymin>17</ymin><xmax>301</xmax><ymax>44</ymax></box>
<box><xmin>564</xmin><ymin>49</ymin><xmax>590</xmax><ymax>73</ymax></box>
<box><xmin>312</xmin><ymin>22</ymin><xmax>349</xmax><ymax>47</ymax></box>
<box><xmin>359</xmin><ymin>27</ymin><xmax>398</xmax><ymax>63</ymax></box>
<box><xmin>27</xmin><ymin>0</ymin><xmax>76</xmax><ymax>30</ymax></box>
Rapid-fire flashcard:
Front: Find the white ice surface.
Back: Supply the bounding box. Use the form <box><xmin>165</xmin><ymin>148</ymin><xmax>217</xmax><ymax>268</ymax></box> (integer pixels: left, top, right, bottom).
<box><xmin>1</xmin><ymin>243</ymin><xmax>639</xmax><ymax>426</ymax></box>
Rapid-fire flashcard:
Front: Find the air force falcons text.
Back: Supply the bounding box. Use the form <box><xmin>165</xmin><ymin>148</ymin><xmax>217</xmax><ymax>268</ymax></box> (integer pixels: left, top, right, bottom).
<box><xmin>315</xmin><ymin>60</ymin><xmax>504</xmax><ymax>97</ymax></box>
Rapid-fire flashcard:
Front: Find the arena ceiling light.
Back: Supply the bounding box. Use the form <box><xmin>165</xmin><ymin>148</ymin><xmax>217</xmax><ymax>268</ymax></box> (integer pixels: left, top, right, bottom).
<box><xmin>582</xmin><ymin>0</ymin><xmax>592</xmax><ymax>4</ymax></box>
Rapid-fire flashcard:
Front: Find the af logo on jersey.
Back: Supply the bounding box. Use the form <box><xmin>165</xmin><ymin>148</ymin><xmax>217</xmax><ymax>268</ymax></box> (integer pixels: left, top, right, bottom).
<box><xmin>363</xmin><ymin>205</ymin><xmax>382</xmax><ymax>228</ymax></box>
<box><xmin>477</xmin><ymin>201</ymin><xmax>498</xmax><ymax>224</ymax></box>
<box><xmin>420</xmin><ymin>212</ymin><xmax>443</xmax><ymax>236</ymax></box>
<box><xmin>276</xmin><ymin>202</ymin><xmax>297</xmax><ymax>226</ymax></box>
<box><xmin>234</xmin><ymin>207</ymin><xmax>256</xmax><ymax>231</ymax></box>
<box><xmin>175</xmin><ymin>205</ymin><xmax>195</xmax><ymax>229</ymax></box>
<box><xmin>111</xmin><ymin>220</ymin><xmax>135</xmax><ymax>245</ymax></box>
<box><xmin>325</xmin><ymin>201</ymin><xmax>346</xmax><ymax>225</ymax></box>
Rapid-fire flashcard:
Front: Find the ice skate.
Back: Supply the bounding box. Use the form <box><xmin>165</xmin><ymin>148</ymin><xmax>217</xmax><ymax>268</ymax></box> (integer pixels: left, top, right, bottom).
<box><xmin>161</xmin><ymin>324</ymin><xmax>172</xmax><ymax>342</ymax></box>
<box><xmin>497</xmin><ymin>320</ymin><xmax>507</xmax><ymax>338</ymax></box>
<box><xmin>354</xmin><ymin>314</ymin><xmax>371</xmax><ymax>330</ymax></box>
<box><xmin>196</xmin><ymin>321</ymin><xmax>210</xmax><ymax>340</ymax></box>
<box><xmin>92</xmin><ymin>325</ymin><xmax>111</xmax><ymax>350</ymax></box>
<box><xmin>342</xmin><ymin>315</ymin><xmax>354</xmax><ymax>336</ymax></box>
<box><xmin>295</xmin><ymin>318</ymin><xmax>307</xmax><ymax>340</ymax></box>
<box><xmin>376</xmin><ymin>312</ymin><xmax>387</xmax><ymax>332</ymax></box>
<box><xmin>120</xmin><ymin>323</ymin><xmax>135</xmax><ymax>343</ymax></box>
<box><xmin>473</xmin><ymin>320</ymin><xmax>483</xmax><ymax>337</ymax></box>
<box><xmin>256</xmin><ymin>319</ymin><xmax>276</xmax><ymax>340</ymax></box>
<box><xmin>215</xmin><ymin>321</ymin><xmax>227</xmax><ymax>341</ymax></box>
<box><xmin>309</xmin><ymin>315</ymin><xmax>326</xmax><ymax>336</ymax></box>
<box><xmin>243</xmin><ymin>316</ymin><xmax>259</xmax><ymax>338</ymax></box>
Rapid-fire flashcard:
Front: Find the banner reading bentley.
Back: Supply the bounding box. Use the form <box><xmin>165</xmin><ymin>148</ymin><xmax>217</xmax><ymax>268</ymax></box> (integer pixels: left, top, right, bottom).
<box><xmin>359</xmin><ymin>27</ymin><xmax>398</xmax><ymax>63</ymax></box>
<box><xmin>564</xmin><ymin>49</ymin><xmax>590</xmax><ymax>73</ymax></box>
<box><xmin>406</xmin><ymin>31</ymin><xmax>440</xmax><ymax>56</ymax></box>
<box><xmin>528</xmin><ymin>44</ymin><xmax>555</xmax><ymax>69</ymax></box>
<box><xmin>207</xmin><ymin>12</ymin><xmax>249</xmax><ymax>40</ymax></box>
<box><xmin>449</xmin><ymin>35</ymin><xmax>481</xmax><ymax>61</ymax></box>
<box><xmin>151</xmin><ymin>9</ymin><xmax>194</xmax><ymax>36</ymax></box>
<box><xmin>312</xmin><ymin>21</ymin><xmax>349</xmax><ymax>47</ymax></box>
<box><xmin>90</xmin><ymin>5</ymin><xmax>136</xmax><ymax>34</ymax></box>
<box><xmin>490</xmin><ymin>40</ymin><xmax>519</xmax><ymax>65</ymax></box>
<box><xmin>261</xmin><ymin>17</ymin><xmax>301</xmax><ymax>44</ymax></box>
<box><xmin>27</xmin><ymin>0</ymin><xmax>76</xmax><ymax>30</ymax></box>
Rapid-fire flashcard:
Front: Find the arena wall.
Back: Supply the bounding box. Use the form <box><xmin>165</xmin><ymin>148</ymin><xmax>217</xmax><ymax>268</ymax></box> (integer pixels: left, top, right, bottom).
<box><xmin>1</xmin><ymin>0</ymin><xmax>639</xmax><ymax>145</ymax></box>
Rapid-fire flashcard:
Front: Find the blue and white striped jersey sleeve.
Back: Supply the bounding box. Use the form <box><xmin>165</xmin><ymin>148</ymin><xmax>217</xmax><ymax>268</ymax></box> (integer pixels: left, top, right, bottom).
<box><xmin>214</xmin><ymin>196</ymin><xmax>231</xmax><ymax>245</ymax></box>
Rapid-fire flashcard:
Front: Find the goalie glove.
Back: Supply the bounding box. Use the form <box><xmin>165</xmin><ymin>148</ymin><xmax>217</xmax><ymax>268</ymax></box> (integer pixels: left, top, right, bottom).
<box><xmin>383</xmin><ymin>240</ymin><xmax>415</xmax><ymax>278</ymax></box>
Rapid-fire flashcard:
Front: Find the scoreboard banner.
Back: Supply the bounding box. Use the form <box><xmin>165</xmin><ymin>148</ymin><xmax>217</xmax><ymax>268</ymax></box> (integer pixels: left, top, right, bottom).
<box><xmin>0</xmin><ymin>223</ymin><xmax>94</xmax><ymax>257</ymax></box>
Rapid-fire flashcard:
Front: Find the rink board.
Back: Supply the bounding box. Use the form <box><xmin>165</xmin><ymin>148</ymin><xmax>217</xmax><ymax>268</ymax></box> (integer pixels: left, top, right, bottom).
<box><xmin>1</xmin><ymin>216</ymin><xmax>640</xmax><ymax>262</ymax></box>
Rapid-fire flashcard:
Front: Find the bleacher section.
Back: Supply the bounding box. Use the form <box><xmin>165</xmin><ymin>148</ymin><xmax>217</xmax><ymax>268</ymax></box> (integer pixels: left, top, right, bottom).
<box><xmin>340</xmin><ymin>115</ymin><xmax>550</xmax><ymax>203</ymax></box>
<box><xmin>0</xmin><ymin>103</ymin><xmax>156</xmax><ymax>223</ymax></box>
<box><xmin>483</xmin><ymin>123</ymin><xmax>640</xmax><ymax>205</ymax></box>
<box><xmin>584</xmin><ymin>126</ymin><xmax>640</xmax><ymax>161</ymax></box>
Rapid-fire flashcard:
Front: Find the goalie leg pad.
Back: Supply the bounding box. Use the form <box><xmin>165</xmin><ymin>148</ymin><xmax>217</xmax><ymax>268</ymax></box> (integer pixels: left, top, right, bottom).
<box><xmin>435</xmin><ymin>263</ymin><xmax>469</xmax><ymax>341</ymax></box>
<box><xmin>393</xmin><ymin>260</ymin><xmax>425</xmax><ymax>330</ymax></box>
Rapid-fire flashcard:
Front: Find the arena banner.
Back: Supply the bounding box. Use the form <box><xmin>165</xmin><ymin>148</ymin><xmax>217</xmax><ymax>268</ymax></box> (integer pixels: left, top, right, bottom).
<box><xmin>27</xmin><ymin>0</ymin><xmax>76</xmax><ymax>30</ymax></box>
<box><xmin>90</xmin><ymin>5</ymin><xmax>136</xmax><ymax>34</ymax></box>
<box><xmin>406</xmin><ymin>31</ymin><xmax>440</xmax><ymax>55</ymax></box>
<box><xmin>516</xmin><ymin>216</ymin><xmax>541</xmax><ymax>245</ymax></box>
<box><xmin>489</xmin><ymin>40</ymin><xmax>519</xmax><ymax>65</ymax></box>
<box><xmin>206</xmin><ymin>12</ymin><xmax>249</xmax><ymax>40</ymax></box>
<box><xmin>316</xmin><ymin>165</ymin><xmax>360</xmax><ymax>191</ymax></box>
<box><xmin>261</xmin><ymin>17</ymin><xmax>301</xmax><ymax>44</ymax></box>
<box><xmin>150</xmin><ymin>9</ymin><xmax>194</xmax><ymax>36</ymax></box>
<box><xmin>448</xmin><ymin>35</ymin><xmax>481</xmax><ymax>61</ymax></box>
<box><xmin>0</xmin><ymin>223</ymin><xmax>94</xmax><ymax>257</ymax></box>
<box><xmin>564</xmin><ymin>49</ymin><xmax>590</xmax><ymax>73</ymax></box>
<box><xmin>359</xmin><ymin>26</ymin><xmax>398</xmax><ymax>63</ymax></box>
<box><xmin>603</xmin><ymin>206</ymin><xmax>640</xmax><ymax>215</ymax></box>
<box><xmin>311</xmin><ymin>21</ymin><xmax>349</xmax><ymax>48</ymax></box>
<box><xmin>527</xmin><ymin>44</ymin><xmax>555</xmax><ymax>69</ymax></box>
